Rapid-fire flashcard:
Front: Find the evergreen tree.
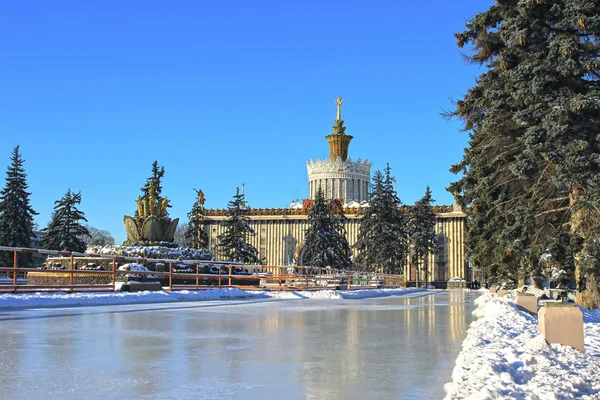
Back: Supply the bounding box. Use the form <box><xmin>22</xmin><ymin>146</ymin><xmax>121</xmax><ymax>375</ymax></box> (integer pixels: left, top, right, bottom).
<box><xmin>449</xmin><ymin>0</ymin><xmax>600</xmax><ymax>306</ymax></box>
<box><xmin>217</xmin><ymin>188</ymin><xmax>259</xmax><ymax>263</ymax></box>
<box><xmin>355</xmin><ymin>164</ymin><xmax>408</xmax><ymax>274</ymax></box>
<box><xmin>185</xmin><ymin>189</ymin><xmax>208</xmax><ymax>249</ymax></box>
<box><xmin>355</xmin><ymin>171</ymin><xmax>384</xmax><ymax>271</ymax></box>
<box><xmin>409</xmin><ymin>187</ymin><xmax>437</xmax><ymax>286</ymax></box>
<box><xmin>303</xmin><ymin>187</ymin><xmax>352</xmax><ymax>269</ymax></box>
<box><xmin>0</xmin><ymin>146</ymin><xmax>38</xmax><ymax>267</ymax></box>
<box><xmin>41</xmin><ymin>190</ymin><xmax>91</xmax><ymax>252</ymax></box>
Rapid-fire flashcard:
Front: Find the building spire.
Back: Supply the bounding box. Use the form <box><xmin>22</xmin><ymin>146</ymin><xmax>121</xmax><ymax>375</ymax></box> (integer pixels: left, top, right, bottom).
<box><xmin>332</xmin><ymin>96</ymin><xmax>347</xmax><ymax>135</ymax></box>
<box><xmin>326</xmin><ymin>96</ymin><xmax>353</xmax><ymax>160</ymax></box>
<box><xmin>336</xmin><ymin>96</ymin><xmax>343</xmax><ymax>121</ymax></box>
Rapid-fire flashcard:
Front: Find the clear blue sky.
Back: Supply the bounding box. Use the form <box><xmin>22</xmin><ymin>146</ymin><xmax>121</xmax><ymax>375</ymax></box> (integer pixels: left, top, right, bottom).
<box><xmin>1</xmin><ymin>0</ymin><xmax>489</xmax><ymax>243</ymax></box>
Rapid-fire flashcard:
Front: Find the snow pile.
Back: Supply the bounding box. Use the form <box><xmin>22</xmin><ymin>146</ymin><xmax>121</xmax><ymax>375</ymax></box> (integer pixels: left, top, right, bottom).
<box><xmin>0</xmin><ymin>288</ymin><xmax>254</xmax><ymax>308</ymax></box>
<box><xmin>118</xmin><ymin>263</ymin><xmax>157</xmax><ymax>279</ymax></box>
<box><xmin>252</xmin><ymin>287</ymin><xmax>426</xmax><ymax>300</ymax></box>
<box><xmin>340</xmin><ymin>287</ymin><xmax>426</xmax><ymax>299</ymax></box>
<box><xmin>0</xmin><ymin>287</ymin><xmax>427</xmax><ymax>309</ymax></box>
<box><xmin>252</xmin><ymin>289</ymin><xmax>343</xmax><ymax>300</ymax></box>
<box><xmin>86</xmin><ymin>245</ymin><xmax>212</xmax><ymax>260</ymax></box>
<box><xmin>444</xmin><ymin>293</ymin><xmax>600</xmax><ymax>399</ymax></box>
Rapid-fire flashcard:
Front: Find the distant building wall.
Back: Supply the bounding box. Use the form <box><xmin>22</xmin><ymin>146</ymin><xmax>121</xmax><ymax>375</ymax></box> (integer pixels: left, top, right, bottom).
<box><xmin>204</xmin><ymin>207</ymin><xmax>468</xmax><ymax>281</ymax></box>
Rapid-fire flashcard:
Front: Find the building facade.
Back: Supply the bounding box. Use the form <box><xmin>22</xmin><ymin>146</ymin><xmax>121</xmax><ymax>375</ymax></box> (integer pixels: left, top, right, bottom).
<box><xmin>204</xmin><ymin>98</ymin><xmax>469</xmax><ymax>283</ymax></box>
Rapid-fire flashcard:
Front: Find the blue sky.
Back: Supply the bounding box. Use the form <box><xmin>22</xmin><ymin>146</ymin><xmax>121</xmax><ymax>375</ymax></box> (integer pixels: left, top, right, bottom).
<box><xmin>1</xmin><ymin>0</ymin><xmax>489</xmax><ymax>243</ymax></box>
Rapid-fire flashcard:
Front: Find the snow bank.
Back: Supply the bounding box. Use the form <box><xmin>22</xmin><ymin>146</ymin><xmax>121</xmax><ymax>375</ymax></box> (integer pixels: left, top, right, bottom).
<box><xmin>444</xmin><ymin>292</ymin><xmax>600</xmax><ymax>399</ymax></box>
<box><xmin>0</xmin><ymin>288</ymin><xmax>254</xmax><ymax>309</ymax></box>
<box><xmin>250</xmin><ymin>287</ymin><xmax>426</xmax><ymax>300</ymax></box>
<box><xmin>0</xmin><ymin>287</ymin><xmax>426</xmax><ymax>309</ymax></box>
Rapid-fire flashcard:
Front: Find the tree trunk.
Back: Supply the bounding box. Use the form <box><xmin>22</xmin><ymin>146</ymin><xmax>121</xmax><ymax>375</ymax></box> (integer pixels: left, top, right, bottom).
<box><xmin>530</xmin><ymin>267</ymin><xmax>543</xmax><ymax>289</ymax></box>
<box><xmin>415</xmin><ymin>252</ymin><xmax>420</xmax><ymax>288</ymax></box>
<box><xmin>571</xmin><ymin>186</ymin><xmax>600</xmax><ymax>309</ymax></box>
<box><xmin>424</xmin><ymin>253</ymin><xmax>429</xmax><ymax>288</ymax></box>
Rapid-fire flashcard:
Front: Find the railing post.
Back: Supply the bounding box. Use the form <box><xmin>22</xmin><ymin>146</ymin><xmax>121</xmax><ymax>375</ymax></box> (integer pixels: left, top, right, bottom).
<box><xmin>196</xmin><ymin>264</ymin><xmax>199</xmax><ymax>288</ymax></box>
<box><xmin>112</xmin><ymin>258</ymin><xmax>116</xmax><ymax>292</ymax></box>
<box><xmin>13</xmin><ymin>250</ymin><xmax>18</xmax><ymax>292</ymax></box>
<box><xmin>69</xmin><ymin>254</ymin><xmax>74</xmax><ymax>293</ymax></box>
<box><xmin>218</xmin><ymin>267</ymin><xmax>221</xmax><ymax>288</ymax></box>
<box><xmin>169</xmin><ymin>263</ymin><xmax>172</xmax><ymax>291</ymax></box>
<box><xmin>228</xmin><ymin>266</ymin><xmax>232</xmax><ymax>286</ymax></box>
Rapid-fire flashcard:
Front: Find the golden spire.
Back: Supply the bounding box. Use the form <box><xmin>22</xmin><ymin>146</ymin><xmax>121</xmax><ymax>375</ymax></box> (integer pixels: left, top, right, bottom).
<box><xmin>335</xmin><ymin>96</ymin><xmax>344</xmax><ymax>121</ymax></box>
<box><xmin>327</xmin><ymin>96</ymin><xmax>352</xmax><ymax>160</ymax></box>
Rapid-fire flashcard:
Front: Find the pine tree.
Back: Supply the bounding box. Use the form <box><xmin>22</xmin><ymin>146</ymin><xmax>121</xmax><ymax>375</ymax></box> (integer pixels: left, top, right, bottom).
<box><xmin>41</xmin><ymin>190</ymin><xmax>91</xmax><ymax>252</ymax></box>
<box><xmin>217</xmin><ymin>188</ymin><xmax>259</xmax><ymax>263</ymax></box>
<box><xmin>409</xmin><ymin>187</ymin><xmax>437</xmax><ymax>286</ymax></box>
<box><xmin>355</xmin><ymin>164</ymin><xmax>408</xmax><ymax>274</ymax></box>
<box><xmin>303</xmin><ymin>187</ymin><xmax>352</xmax><ymax>269</ymax></box>
<box><xmin>184</xmin><ymin>189</ymin><xmax>208</xmax><ymax>249</ymax></box>
<box><xmin>449</xmin><ymin>0</ymin><xmax>600</xmax><ymax>306</ymax></box>
<box><xmin>0</xmin><ymin>146</ymin><xmax>38</xmax><ymax>267</ymax></box>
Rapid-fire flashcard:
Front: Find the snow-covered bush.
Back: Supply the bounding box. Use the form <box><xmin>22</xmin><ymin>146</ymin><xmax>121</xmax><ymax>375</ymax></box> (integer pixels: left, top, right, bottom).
<box><xmin>118</xmin><ymin>263</ymin><xmax>157</xmax><ymax>281</ymax></box>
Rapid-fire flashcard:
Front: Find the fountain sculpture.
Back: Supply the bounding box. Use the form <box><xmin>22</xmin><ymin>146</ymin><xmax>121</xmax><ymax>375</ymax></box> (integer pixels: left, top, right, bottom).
<box><xmin>123</xmin><ymin>162</ymin><xmax>179</xmax><ymax>246</ymax></box>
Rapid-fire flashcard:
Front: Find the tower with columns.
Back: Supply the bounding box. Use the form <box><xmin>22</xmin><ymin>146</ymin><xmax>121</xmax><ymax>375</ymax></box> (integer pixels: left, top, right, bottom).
<box><xmin>306</xmin><ymin>97</ymin><xmax>372</xmax><ymax>203</ymax></box>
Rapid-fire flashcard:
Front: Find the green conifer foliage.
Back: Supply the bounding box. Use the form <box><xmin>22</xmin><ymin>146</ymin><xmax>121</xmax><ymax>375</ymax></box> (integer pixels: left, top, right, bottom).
<box><xmin>0</xmin><ymin>146</ymin><xmax>38</xmax><ymax>267</ymax></box>
<box><xmin>355</xmin><ymin>165</ymin><xmax>408</xmax><ymax>274</ymax></box>
<box><xmin>217</xmin><ymin>188</ymin><xmax>259</xmax><ymax>263</ymax></box>
<box><xmin>409</xmin><ymin>187</ymin><xmax>437</xmax><ymax>286</ymax></box>
<box><xmin>303</xmin><ymin>187</ymin><xmax>352</xmax><ymax>269</ymax></box>
<box><xmin>184</xmin><ymin>190</ymin><xmax>208</xmax><ymax>250</ymax></box>
<box><xmin>40</xmin><ymin>190</ymin><xmax>91</xmax><ymax>253</ymax></box>
<box><xmin>450</xmin><ymin>0</ymin><xmax>600</xmax><ymax>306</ymax></box>
<box><xmin>142</xmin><ymin>161</ymin><xmax>165</xmax><ymax>200</ymax></box>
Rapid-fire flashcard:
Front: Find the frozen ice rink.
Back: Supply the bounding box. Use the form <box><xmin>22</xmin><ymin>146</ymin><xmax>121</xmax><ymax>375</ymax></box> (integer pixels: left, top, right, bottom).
<box><xmin>0</xmin><ymin>290</ymin><xmax>478</xmax><ymax>400</ymax></box>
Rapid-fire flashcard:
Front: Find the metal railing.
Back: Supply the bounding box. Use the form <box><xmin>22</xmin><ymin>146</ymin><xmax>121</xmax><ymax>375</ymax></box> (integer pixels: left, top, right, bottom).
<box><xmin>0</xmin><ymin>246</ymin><xmax>405</xmax><ymax>294</ymax></box>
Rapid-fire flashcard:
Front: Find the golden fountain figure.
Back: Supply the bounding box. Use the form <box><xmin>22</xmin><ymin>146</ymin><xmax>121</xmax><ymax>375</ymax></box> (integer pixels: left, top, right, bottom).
<box><xmin>123</xmin><ymin>163</ymin><xmax>179</xmax><ymax>245</ymax></box>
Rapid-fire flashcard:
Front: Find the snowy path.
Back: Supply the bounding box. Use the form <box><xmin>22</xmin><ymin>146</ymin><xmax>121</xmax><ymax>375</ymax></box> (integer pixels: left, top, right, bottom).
<box><xmin>444</xmin><ymin>292</ymin><xmax>600</xmax><ymax>399</ymax></box>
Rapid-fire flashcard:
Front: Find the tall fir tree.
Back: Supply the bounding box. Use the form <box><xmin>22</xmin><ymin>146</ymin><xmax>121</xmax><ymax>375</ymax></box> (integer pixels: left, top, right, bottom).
<box><xmin>355</xmin><ymin>164</ymin><xmax>408</xmax><ymax>274</ymax></box>
<box><xmin>449</xmin><ymin>0</ymin><xmax>600</xmax><ymax>306</ymax></box>
<box><xmin>409</xmin><ymin>187</ymin><xmax>437</xmax><ymax>286</ymax></box>
<box><xmin>184</xmin><ymin>189</ymin><xmax>208</xmax><ymax>249</ymax></box>
<box><xmin>355</xmin><ymin>171</ymin><xmax>384</xmax><ymax>271</ymax></box>
<box><xmin>0</xmin><ymin>146</ymin><xmax>38</xmax><ymax>267</ymax></box>
<box><xmin>303</xmin><ymin>187</ymin><xmax>352</xmax><ymax>269</ymax></box>
<box><xmin>217</xmin><ymin>188</ymin><xmax>259</xmax><ymax>263</ymax></box>
<box><xmin>41</xmin><ymin>190</ymin><xmax>91</xmax><ymax>253</ymax></box>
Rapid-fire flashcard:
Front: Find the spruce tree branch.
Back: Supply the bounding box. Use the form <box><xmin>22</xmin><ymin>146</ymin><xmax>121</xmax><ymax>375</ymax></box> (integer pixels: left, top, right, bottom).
<box><xmin>534</xmin><ymin>206</ymin><xmax>571</xmax><ymax>218</ymax></box>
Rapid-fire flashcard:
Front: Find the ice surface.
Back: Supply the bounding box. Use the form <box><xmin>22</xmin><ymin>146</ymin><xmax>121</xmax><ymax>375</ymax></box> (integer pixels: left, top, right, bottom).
<box><xmin>0</xmin><ymin>289</ymin><xmax>478</xmax><ymax>400</ymax></box>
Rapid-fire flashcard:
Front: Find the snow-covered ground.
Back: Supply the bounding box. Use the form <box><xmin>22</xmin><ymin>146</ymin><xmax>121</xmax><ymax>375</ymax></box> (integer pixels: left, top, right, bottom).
<box><xmin>444</xmin><ymin>292</ymin><xmax>600</xmax><ymax>399</ymax></box>
<box><xmin>0</xmin><ymin>287</ymin><xmax>427</xmax><ymax>309</ymax></box>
